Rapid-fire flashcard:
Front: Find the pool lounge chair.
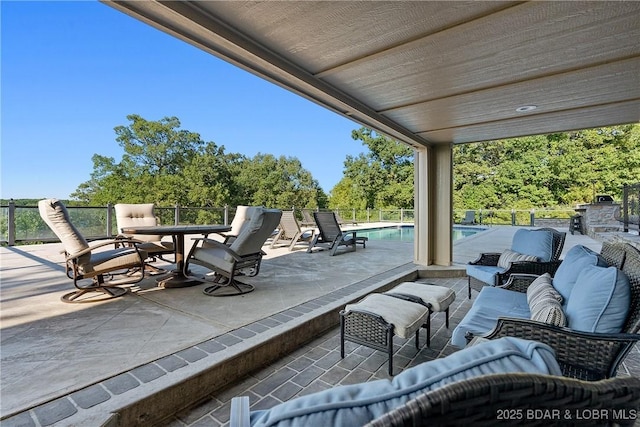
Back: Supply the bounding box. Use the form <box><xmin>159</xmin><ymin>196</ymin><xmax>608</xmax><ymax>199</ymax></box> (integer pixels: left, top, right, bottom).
<box><xmin>461</xmin><ymin>210</ymin><xmax>476</xmax><ymax>225</ymax></box>
<box><xmin>307</xmin><ymin>211</ymin><xmax>367</xmax><ymax>256</ymax></box>
<box><xmin>270</xmin><ymin>210</ymin><xmax>313</xmax><ymax>251</ymax></box>
<box><xmin>300</xmin><ymin>208</ymin><xmax>316</xmax><ymax>227</ymax></box>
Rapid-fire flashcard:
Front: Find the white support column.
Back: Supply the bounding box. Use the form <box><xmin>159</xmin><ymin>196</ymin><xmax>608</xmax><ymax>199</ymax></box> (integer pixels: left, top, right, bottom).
<box><xmin>414</xmin><ymin>147</ymin><xmax>430</xmax><ymax>265</ymax></box>
<box><xmin>413</xmin><ymin>144</ymin><xmax>453</xmax><ymax>266</ymax></box>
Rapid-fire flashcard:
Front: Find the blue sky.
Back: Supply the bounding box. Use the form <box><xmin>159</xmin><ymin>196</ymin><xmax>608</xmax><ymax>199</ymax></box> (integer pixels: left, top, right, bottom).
<box><xmin>1</xmin><ymin>1</ymin><xmax>365</xmax><ymax>200</ymax></box>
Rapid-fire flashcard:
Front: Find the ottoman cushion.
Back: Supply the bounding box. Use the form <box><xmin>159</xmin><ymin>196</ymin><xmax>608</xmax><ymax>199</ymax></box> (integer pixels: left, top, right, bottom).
<box><xmin>344</xmin><ymin>293</ymin><xmax>429</xmax><ymax>339</ymax></box>
<box><xmin>387</xmin><ymin>282</ymin><xmax>456</xmax><ymax>312</ymax></box>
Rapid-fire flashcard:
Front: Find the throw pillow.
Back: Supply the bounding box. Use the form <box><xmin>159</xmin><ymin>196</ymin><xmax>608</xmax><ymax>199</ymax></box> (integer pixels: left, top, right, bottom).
<box><xmin>497</xmin><ymin>249</ymin><xmax>539</xmax><ymax>269</ymax></box>
<box><xmin>526</xmin><ymin>273</ymin><xmax>562</xmax><ymax>305</ymax></box>
<box><xmin>565</xmin><ymin>265</ymin><xmax>630</xmax><ymax>333</ymax></box>
<box><xmin>529</xmin><ymin>294</ymin><xmax>567</xmax><ymax>327</ymax></box>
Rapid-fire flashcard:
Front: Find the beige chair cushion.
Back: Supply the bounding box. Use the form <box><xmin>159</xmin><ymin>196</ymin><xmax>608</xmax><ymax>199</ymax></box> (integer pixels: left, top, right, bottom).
<box><xmin>344</xmin><ymin>293</ymin><xmax>430</xmax><ymax>339</ymax></box>
<box><xmin>38</xmin><ymin>199</ymin><xmax>90</xmax><ymax>264</ymax></box>
<box><xmin>229</xmin><ymin>208</ymin><xmax>281</xmax><ymax>259</ymax></box>
<box><xmin>115</xmin><ymin>203</ymin><xmax>162</xmax><ymax>242</ymax></box>
<box><xmin>526</xmin><ymin>273</ymin><xmax>563</xmax><ymax>305</ymax></box>
<box><xmin>388</xmin><ymin>282</ymin><xmax>456</xmax><ymax>312</ymax></box>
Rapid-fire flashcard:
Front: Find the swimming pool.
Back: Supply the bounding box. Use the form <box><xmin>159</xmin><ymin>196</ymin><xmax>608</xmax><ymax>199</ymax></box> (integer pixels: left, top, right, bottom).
<box><xmin>354</xmin><ymin>225</ymin><xmax>484</xmax><ymax>242</ymax></box>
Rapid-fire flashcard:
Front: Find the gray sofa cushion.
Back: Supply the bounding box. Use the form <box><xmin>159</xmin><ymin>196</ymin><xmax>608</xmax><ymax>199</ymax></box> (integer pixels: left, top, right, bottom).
<box><xmin>248</xmin><ymin>337</ymin><xmax>561</xmax><ymax>427</ymax></box>
<box><xmin>451</xmin><ymin>286</ymin><xmax>530</xmax><ymax>348</ymax></box>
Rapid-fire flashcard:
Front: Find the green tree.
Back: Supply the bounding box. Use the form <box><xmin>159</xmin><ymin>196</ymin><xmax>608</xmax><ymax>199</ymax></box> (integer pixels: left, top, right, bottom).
<box><xmin>72</xmin><ymin>115</ymin><xmax>210</xmax><ymax>204</ymax></box>
<box><xmin>331</xmin><ymin>128</ymin><xmax>414</xmax><ymax>209</ymax></box>
<box><xmin>72</xmin><ymin>115</ymin><xmax>324</xmax><ymax>211</ymax></box>
<box><xmin>234</xmin><ymin>153</ymin><xmax>326</xmax><ymax>209</ymax></box>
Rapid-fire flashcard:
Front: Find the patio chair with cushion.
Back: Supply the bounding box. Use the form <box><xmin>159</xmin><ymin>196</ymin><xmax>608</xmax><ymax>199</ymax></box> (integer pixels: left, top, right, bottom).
<box><xmin>307</xmin><ymin>211</ymin><xmax>368</xmax><ymax>256</ymax></box>
<box><xmin>466</xmin><ymin>227</ymin><xmax>566</xmax><ymax>298</ymax></box>
<box><xmin>300</xmin><ymin>208</ymin><xmax>316</xmax><ymax>227</ymax></box>
<box><xmin>38</xmin><ymin>198</ymin><xmax>148</xmax><ymax>303</ymax></box>
<box><xmin>114</xmin><ymin>203</ymin><xmax>175</xmax><ymax>273</ymax></box>
<box><xmin>220</xmin><ymin>205</ymin><xmax>263</xmax><ymax>245</ymax></box>
<box><xmin>270</xmin><ymin>210</ymin><xmax>313</xmax><ymax>251</ymax></box>
<box><xmin>184</xmin><ymin>208</ymin><xmax>282</xmax><ymax>296</ymax></box>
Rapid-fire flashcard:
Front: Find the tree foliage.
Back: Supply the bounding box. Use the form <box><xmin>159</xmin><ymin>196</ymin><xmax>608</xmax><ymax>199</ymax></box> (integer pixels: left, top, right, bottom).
<box><xmin>71</xmin><ymin>116</ymin><xmax>639</xmax><ymax>213</ymax></box>
<box><xmin>330</xmin><ymin>128</ymin><xmax>414</xmax><ymax>209</ymax></box>
<box><xmin>454</xmin><ymin>124</ymin><xmax>640</xmax><ymax>209</ymax></box>
<box><xmin>71</xmin><ymin>114</ymin><xmax>326</xmax><ymax>209</ymax></box>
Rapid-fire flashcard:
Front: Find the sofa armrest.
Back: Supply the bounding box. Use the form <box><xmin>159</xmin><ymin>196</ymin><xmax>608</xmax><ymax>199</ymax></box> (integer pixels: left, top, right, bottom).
<box><xmin>497</xmin><ymin>260</ymin><xmax>562</xmax><ymax>284</ymax></box>
<box><xmin>469</xmin><ymin>252</ymin><xmax>501</xmax><ymax>266</ymax></box>
<box><xmin>498</xmin><ymin>273</ymin><xmax>539</xmax><ymax>293</ymax></box>
<box><xmin>230</xmin><ymin>396</ymin><xmax>250</xmax><ymax>427</ymax></box>
<box><xmin>482</xmin><ymin>317</ymin><xmax>640</xmax><ymax>381</ymax></box>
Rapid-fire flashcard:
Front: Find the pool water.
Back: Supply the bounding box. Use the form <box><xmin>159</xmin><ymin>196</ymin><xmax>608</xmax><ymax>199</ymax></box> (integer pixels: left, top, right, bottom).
<box><xmin>355</xmin><ymin>225</ymin><xmax>484</xmax><ymax>242</ymax></box>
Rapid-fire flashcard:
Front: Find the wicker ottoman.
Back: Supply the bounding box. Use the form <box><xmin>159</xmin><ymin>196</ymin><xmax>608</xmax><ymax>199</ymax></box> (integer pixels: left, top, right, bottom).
<box><xmin>340</xmin><ymin>293</ymin><xmax>431</xmax><ymax>375</ymax></box>
<box><xmin>385</xmin><ymin>282</ymin><xmax>456</xmax><ymax>347</ymax></box>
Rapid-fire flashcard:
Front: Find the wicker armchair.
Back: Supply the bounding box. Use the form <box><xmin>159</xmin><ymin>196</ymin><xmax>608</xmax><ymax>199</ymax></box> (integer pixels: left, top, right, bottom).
<box><xmin>467</xmin><ymin>228</ymin><xmax>566</xmax><ymax>298</ymax></box>
<box><xmin>476</xmin><ymin>244</ymin><xmax>640</xmax><ymax>381</ymax></box>
<box><xmin>366</xmin><ymin>373</ymin><xmax>640</xmax><ymax>427</ymax></box>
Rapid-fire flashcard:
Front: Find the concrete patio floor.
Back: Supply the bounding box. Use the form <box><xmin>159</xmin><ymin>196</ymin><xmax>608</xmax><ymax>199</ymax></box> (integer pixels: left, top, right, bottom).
<box><xmin>1</xmin><ymin>225</ymin><xmax>637</xmax><ymax>426</ymax></box>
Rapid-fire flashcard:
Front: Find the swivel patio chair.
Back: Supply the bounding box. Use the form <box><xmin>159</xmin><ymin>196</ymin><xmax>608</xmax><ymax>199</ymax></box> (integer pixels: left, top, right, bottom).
<box><xmin>467</xmin><ymin>227</ymin><xmax>566</xmax><ymax>298</ymax></box>
<box><xmin>366</xmin><ymin>373</ymin><xmax>640</xmax><ymax>427</ymax></box>
<box><xmin>307</xmin><ymin>211</ymin><xmax>367</xmax><ymax>256</ymax></box>
<box><xmin>270</xmin><ymin>210</ymin><xmax>313</xmax><ymax>251</ymax></box>
<box><xmin>38</xmin><ymin>199</ymin><xmax>148</xmax><ymax>303</ymax></box>
<box><xmin>219</xmin><ymin>205</ymin><xmax>263</xmax><ymax>244</ymax></box>
<box><xmin>184</xmin><ymin>208</ymin><xmax>282</xmax><ymax>296</ymax></box>
<box><xmin>114</xmin><ymin>203</ymin><xmax>175</xmax><ymax>273</ymax></box>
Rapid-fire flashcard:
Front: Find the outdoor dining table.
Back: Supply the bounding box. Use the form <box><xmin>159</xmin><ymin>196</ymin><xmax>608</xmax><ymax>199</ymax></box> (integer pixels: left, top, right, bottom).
<box><xmin>120</xmin><ymin>224</ymin><xmax>231</xmax><ymax>288</ymax></box>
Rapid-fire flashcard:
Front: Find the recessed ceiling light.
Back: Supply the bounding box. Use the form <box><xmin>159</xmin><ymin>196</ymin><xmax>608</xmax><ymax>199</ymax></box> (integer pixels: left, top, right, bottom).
<box><xmin>516</xmin><ymin>105</ymin><xmax>537</xmax><ymax>113</ymax></box>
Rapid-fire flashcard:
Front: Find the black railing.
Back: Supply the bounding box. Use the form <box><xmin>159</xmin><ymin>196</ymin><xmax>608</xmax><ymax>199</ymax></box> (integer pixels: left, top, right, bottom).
<box><xmin>623</xmin><ymin>183</ymin><xmax>640</xmax><ymax>235</ymax></box>
<box><xmin>1</xmin><ymin>201</ymin><xmax>580</xmax><ymax>246</ymax></box>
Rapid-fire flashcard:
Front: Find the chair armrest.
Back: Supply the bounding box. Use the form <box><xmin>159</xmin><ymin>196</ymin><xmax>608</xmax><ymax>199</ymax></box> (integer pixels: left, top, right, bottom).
<box><xmin>498</xmin><ymin>273</ymin><xmax>540</xmax><ymax>293</ymax></box>
<box><xmin>483</xmin><ymin>317</ymin><xmax>640</xmax><ymax>380</ymax></box>
<box><xmin>67</xmin><ymin>238</ymin><xmax>143</xmax><ymax>259</ymax></box>
<box><xmin>229</xmin><ymin>396</ymin><xmax>250</xmax><ymax>427</ymax></box>
<box><xmin>498</xmin><ymin>260</ymin><xmax>562</xmax><ymax>281</ymax></box>
<box><xmin>469</xmin><ymin>252</ymin><xmax>501</xmax><ymax>266</ymax></box>
<box><xmin>190</xmin><ymin>237</ymin><xmax>244</xmax><ymax>261</ymax></box>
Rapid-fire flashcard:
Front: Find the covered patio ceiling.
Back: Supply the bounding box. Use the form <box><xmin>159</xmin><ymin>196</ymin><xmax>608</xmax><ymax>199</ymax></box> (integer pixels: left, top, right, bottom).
<box><xmin>104</xmin><ymin>1</ymin><xmax>640</xmax><ymax>149</ymax></box>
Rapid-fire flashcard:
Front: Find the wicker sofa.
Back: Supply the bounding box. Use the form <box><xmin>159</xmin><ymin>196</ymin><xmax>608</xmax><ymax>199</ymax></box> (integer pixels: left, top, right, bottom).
<box><xmin>365</xmin><ymin>373</ymin><xmax>640</xmax><ymax>427</ymax></box>
<box><xmin>456</xmin><ymin>241</ymin><xmax>640</xmax><ymax>381</ymax></box>
<box><xmin>230</xmin><ymin>337</ymin><xmax>562</xmax><ymax>427</ymax></box>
